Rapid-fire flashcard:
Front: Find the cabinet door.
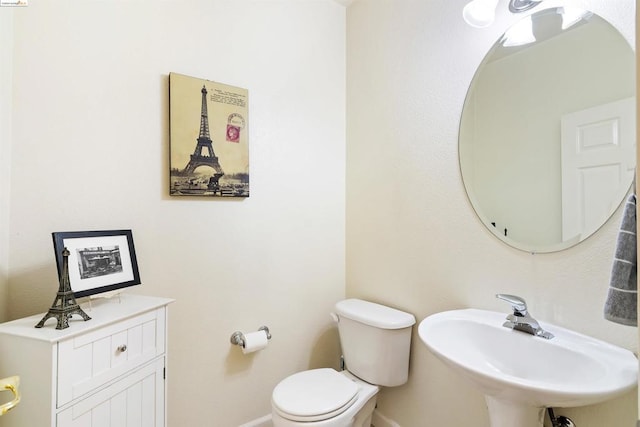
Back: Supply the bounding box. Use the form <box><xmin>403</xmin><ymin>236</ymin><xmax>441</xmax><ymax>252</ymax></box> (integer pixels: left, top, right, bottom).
<box><xmin>57</xmin><ymin>358</ymin><xmax>165</xmax><ymax>427</ymax></box>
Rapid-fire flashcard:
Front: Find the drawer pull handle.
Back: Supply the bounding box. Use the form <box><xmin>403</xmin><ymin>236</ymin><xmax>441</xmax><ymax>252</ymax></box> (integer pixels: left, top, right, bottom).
<box><xmin>117</xmin><ymin>345</ymin><xmax>127</xmax><ymax>353</ymax></box>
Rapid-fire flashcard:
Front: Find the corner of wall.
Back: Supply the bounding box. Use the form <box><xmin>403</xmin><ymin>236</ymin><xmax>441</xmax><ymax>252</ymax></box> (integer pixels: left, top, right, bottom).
<box><xmin>635</xmin><ymin>0</ymin><xmax>640</xmax><ymax>427</ymax></box>
<box><xmin>0</xmin><ymin>9</ymin><xmax>14</xmax><ymax>322</ymax></box>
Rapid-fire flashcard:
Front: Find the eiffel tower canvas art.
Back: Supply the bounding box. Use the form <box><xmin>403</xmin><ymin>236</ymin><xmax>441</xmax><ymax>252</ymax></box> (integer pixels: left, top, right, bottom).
<box><xmin>169</xmin><ymin>73</ymin><xmax>249</xmax><ymax>197</ymax></box>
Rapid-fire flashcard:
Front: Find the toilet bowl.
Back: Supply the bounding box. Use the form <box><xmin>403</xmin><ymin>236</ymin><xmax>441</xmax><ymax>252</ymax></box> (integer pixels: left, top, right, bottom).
<box><xmin>271</xmin><ymin>369</ymin><xmax>378</xmax><ymax>427</ymax></box>
<box><xmin>271</xmin><ymin>299</ymin><xmax>415</xmax><ymax>427</ymax></box>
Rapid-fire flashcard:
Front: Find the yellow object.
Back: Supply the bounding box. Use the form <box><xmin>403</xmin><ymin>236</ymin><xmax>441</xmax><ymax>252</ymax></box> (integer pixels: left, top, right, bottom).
<box><xmin>0</xmin><ymin>376</ymin><xmax>20</xmax><ymax>416</ymax></box>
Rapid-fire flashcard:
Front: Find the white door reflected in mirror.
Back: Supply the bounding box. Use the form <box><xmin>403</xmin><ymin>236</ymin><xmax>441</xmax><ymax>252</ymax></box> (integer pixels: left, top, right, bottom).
<box><xmin>560</xmin><ymin>98</ymin><xmax>636</xmax><ymax>242</ymax></box>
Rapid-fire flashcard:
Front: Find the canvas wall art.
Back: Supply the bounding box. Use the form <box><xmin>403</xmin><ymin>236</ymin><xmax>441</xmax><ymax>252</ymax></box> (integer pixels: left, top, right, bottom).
<box><xmin>169</xmin><ymin>72</ymin><xmax>249</xmax><ymax>197</ymax></box>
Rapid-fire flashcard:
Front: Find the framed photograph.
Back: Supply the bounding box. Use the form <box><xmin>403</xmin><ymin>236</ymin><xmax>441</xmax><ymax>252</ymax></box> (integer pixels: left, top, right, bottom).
<box><xmin>52</xmin><ymin>230</ymin><xmax>141</xmax><ymax>298</ymax></box>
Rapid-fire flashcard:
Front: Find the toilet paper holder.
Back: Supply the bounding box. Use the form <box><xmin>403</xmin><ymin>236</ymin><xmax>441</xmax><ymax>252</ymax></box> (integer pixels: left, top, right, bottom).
<box><xmin>230</xmin><ymin>326</ymin><xmax>272</xmax><ymax>348</ymax></box>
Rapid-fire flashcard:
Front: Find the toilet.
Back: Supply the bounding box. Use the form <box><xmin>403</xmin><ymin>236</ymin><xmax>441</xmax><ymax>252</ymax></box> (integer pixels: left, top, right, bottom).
<box><xmin>271</xmin><ymin>299</ymin><xmax>416</xmax><ymax>427</ymax></box>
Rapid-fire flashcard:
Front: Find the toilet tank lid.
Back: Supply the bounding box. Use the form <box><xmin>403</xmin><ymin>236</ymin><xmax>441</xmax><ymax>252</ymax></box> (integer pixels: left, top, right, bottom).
<box><xmin>335</xmin><ymin>299</ymin><xmax>416</xmax><ymax>329</ymax></box>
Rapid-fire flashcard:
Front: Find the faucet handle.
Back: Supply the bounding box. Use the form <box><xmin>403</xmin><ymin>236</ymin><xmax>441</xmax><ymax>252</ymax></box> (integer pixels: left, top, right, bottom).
<box><xmin>496</xmin><ymin>294</ymin><xmax>528</xmax><ymax>316</ymax></box>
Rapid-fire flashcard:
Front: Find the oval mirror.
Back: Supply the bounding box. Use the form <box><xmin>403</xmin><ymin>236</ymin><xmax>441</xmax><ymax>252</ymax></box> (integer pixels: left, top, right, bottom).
<box><xmin>459</xmin><ymin>7</ymin><xmax>636</xmax><ymax>253</ymax></box>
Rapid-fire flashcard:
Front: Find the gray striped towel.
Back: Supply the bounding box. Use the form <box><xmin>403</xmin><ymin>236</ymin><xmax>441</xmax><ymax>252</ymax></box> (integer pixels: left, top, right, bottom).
<box><xmin>604</xmin><ymin>193</ymin><xmax>637</xmax><ymax>326</ymax></box>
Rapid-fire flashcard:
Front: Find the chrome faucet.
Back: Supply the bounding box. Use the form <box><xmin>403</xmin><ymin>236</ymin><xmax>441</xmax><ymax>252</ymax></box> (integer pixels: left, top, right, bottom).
<box><xmin>496</xmin><ymin>294</ymin><xmax>554</xmax><ymax>339</ymax></box>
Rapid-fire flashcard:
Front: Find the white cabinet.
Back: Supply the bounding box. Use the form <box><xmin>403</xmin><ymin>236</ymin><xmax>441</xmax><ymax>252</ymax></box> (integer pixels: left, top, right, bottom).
<box><xmin>0</xmin><ymin>294</ymin><xmax>173</xmax><ymax>427</ymax></box>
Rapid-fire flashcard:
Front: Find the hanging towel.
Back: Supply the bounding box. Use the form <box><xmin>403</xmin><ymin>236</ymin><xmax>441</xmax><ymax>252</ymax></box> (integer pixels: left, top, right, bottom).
<box><xmin>604</xmin><ymin>193</ymin><xmax>637</xmax><ymax>326</ymax></box>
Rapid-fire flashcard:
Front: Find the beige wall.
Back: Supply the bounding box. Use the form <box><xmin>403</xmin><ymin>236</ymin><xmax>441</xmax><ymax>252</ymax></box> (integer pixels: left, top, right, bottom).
<box><xmin>3</xmin><ymin>1</ymin><xmax>345</xmax><ymax>426</ymax></box>
<box><xmin>0</xmin><ymin>10</ymin><xmax>12</xmax><ymax>324</ymax></box>
<box><xmin>346</xmin><ymin>0</ymin><xmax>637</xmax><ymax>426</ymax></box>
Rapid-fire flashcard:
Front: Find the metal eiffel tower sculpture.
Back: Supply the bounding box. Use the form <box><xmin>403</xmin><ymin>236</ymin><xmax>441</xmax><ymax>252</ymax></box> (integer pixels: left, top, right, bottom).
<box><xmin>182</xmin><ymin>85</ymin><xmax>225</xmax><ymax>188</ymax></box>
<box><xmin>35</xmin><ymin>247</ymin><xmax>91</xmax><ymax>330</ymax></box>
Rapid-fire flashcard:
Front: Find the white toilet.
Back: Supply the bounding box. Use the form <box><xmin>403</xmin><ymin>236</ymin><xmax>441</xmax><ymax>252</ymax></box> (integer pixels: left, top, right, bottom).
<box><xmin>271</xmin><ymin>299</ymin><xmax>416</xmax><ymax>427</ymax></box>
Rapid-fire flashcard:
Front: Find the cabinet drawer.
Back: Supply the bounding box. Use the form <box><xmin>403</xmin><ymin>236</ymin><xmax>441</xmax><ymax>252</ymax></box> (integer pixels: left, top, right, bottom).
<box><xmin>57</xmin><ymin>307</ymin><xmax>166</xmax><ymax>408</ymax></box>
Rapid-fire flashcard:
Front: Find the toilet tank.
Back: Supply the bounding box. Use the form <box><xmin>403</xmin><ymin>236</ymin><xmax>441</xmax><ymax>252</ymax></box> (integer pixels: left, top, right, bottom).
<box><xmin>335</xmin><ymin>299</ymin><xmax>415</xmax><ymax>387</ymax></box>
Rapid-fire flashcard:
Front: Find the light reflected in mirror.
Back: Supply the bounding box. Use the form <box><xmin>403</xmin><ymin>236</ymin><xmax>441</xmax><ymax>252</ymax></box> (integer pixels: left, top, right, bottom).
<box><xmin>459</xmin><ymin>7</ymin><xmax>636</xmax><ymax>253</ymax></box>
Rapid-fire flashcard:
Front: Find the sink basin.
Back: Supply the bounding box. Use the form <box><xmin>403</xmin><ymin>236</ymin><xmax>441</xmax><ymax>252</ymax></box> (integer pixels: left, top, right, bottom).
<box><xmin>418</xmin><ymin>309</ymin><xmax>638</xmax><ymax>427</ymax></box>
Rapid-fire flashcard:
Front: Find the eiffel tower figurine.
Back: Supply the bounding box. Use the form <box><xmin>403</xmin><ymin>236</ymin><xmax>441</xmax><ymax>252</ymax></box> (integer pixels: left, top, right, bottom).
<box><xmin>35</xmin><ymin>247</ymin><xmax>91</xmax><ymax>330</ymax></box>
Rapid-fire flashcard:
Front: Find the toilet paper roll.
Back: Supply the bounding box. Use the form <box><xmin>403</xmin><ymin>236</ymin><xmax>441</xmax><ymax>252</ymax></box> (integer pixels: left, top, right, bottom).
<box><xmin>242</xmin><ymin>330</ymin><xmax>269</xmax><ymax>354</ymax></box>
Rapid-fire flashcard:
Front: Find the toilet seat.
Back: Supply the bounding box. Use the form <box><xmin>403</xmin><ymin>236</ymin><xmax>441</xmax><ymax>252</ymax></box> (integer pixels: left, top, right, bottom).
<box><xmin>271</xmin><ymin>368</ymin><xmax>359</xmax><ymax>422</ymax></box>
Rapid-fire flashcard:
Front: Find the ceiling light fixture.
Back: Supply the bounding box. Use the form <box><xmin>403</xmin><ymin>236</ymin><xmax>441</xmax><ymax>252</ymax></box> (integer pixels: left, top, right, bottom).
<box><xmin>462</xmin><ymin>0</ymin><xmax>499</xmax><ymax>28</ymax></box>
<box><xmin>508</xmin><ymin>0</ymin><xmax>542</xmax><ymax>13</ymax></box>
<box><xmin>463</xmin><ymin>0</ymin><xmax>544</xmax><ymax>28</ymax></box>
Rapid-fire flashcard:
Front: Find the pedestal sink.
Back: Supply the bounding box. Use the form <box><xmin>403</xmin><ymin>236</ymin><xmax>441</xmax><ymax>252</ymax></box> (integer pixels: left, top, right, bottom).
<box><xmin>418</xmin><ymin>309</ymin><xmax>638</xmax><ymax>427</ymax></box>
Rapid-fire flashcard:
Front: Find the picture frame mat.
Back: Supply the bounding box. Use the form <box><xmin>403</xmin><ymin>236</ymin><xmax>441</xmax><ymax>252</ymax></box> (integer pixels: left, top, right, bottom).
<box><xmin>62</xmin><ymin>235</ymin><xmax>135</xmax><ymax>293</ymax></box>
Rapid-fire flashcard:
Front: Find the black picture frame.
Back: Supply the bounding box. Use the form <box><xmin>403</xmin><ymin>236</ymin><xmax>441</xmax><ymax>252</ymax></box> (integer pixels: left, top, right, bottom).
<box><xmin>52</xmin><ymin>229</ymin><xmax>141</xmax><ymax>298</ymax></box>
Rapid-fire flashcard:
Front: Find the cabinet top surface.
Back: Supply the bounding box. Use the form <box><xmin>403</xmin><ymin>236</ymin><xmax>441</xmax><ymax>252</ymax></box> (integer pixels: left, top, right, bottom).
<box><xmin>0</xmin><ymin>294</ymin><xmax>174</xmax><ymax>342</ymax></box>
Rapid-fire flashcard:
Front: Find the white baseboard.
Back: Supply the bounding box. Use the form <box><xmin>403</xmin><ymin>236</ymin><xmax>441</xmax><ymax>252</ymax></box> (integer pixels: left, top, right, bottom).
<box><xmin>238</xmin><ymin>414</ymin><xmax>272</xmax><ymax>427</ymax></box>
<box><xmin>372</xmin><ymin>409</ymin><xmax>401</xmax><ymax>427</ymax></box>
